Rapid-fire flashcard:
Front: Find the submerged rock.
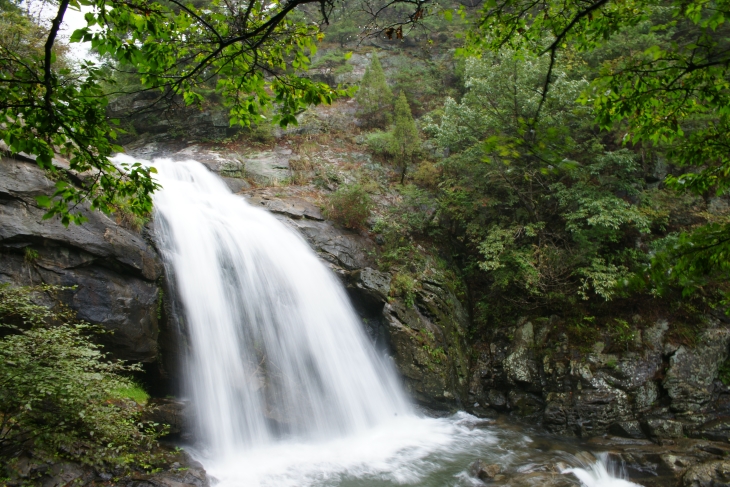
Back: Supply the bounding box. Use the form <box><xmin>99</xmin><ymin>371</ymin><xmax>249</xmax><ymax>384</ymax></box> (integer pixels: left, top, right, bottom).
<box><xmin>470</xmin><ymin>460</ymin><xmax>501</xmax><ymax>480</ymax></box>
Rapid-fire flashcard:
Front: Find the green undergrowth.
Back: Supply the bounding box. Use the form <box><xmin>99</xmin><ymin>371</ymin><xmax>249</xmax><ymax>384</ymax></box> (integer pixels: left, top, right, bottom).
<box><xmin>112</xmin><ymin>382</ymin><xmax>151</xmax><ymax>405</ymax></box>
<box><xmin>0</xmin><ymin>284</ymin><xmax>167</xmax><ymax>478</ymax></box>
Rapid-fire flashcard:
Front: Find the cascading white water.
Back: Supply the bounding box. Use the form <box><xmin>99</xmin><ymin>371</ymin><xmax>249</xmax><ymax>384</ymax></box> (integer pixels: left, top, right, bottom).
<box><xmin>563</xmin><ymin>453</ymin><xmax>642</xmax><ymax>487</ymax></box>
<box><xmin>113</xmin><ymin>153</ymin><xmax>644</xmax><ymax>487</ymax></box>
<box><xmin>123</xmin><ymin>155</ymin><xmax>410</xmax><ymax>452</ymax></box>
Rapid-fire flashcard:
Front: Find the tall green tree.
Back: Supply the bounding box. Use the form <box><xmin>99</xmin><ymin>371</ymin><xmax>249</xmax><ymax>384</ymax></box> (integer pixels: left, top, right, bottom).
<box><xmin>389</xmin><ymin>91</ymin><xmax>419</xmax><ymax>183</ymax></box>
<box><xmin>356</xmin><ymin>54</ymin><xmax>393</xmax><ymax>128</ymax></box>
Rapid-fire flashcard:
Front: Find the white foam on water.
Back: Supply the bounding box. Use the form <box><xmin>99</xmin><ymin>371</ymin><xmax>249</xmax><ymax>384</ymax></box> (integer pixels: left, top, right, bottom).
<box><xmin>196</xmin><ymin>414</ymin><xmax>498</xmax><ymax>487</ymax></box>
<box><xmin>563</xmin><ymin>453</ymin><xmax>643</xmax><ymax>487</ymax></box>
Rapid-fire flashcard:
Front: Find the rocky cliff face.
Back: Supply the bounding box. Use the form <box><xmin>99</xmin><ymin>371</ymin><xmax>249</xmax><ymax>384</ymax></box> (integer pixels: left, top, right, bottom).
<box><xmin>0</xmin><ymin>156</ymin><xmax>166</xmax><ymax>378</ymax></box>
<box><xmin>469</xmin><ymin>317</ymin><xmax>730</xmax><ymax>443</ymax></box>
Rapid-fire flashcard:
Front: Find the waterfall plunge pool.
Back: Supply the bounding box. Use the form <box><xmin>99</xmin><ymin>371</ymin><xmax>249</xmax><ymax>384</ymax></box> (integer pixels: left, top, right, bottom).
<box><xmin>185</xmin><ymin>411</ymin><xmax>643</xmax><ymax>487</ymax></box>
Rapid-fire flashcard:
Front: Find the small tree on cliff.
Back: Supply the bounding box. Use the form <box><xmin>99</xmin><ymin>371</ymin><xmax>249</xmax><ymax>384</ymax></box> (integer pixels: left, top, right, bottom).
<box><xmin>389</xmin><ymin>92</ymin><xmax>420</xmax><ymax>184</ymax></box>
<box><xmin>356</xmin><ymin>55</ymin><xmax>393</xmax><ymax>128</ymax></box>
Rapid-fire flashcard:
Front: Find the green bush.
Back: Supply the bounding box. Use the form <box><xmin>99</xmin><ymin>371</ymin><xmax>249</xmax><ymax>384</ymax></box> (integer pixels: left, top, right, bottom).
<box><xmin>323</xmin><ymin>184</ymin><xmax>372</xmax><ymax>230</ymax></box>
<box><xmin>365</xmin><ymin>130</ymin><xmax>395</xmax><ymax>157</ymax></box>
<box><xmin>0</xmin><ymin>285</ymin><xmax>164</xmax><ymax>478</ymax></box>
<box><xmin>390</xmin><ymin>273</ymin><xmax>417</xmax><ymax>308</ymax></box>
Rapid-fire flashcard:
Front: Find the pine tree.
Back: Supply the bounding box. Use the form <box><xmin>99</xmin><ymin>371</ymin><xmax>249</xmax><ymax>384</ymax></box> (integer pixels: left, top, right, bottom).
<box><xmin>355</xmin><ymin>54</ymin><xmax>393</xmax><ymax>128</ymax></box>
<box><xmin>389</xmin><ymin>91</ymin><xmax>420</xmax><ymax>183</ymax></box>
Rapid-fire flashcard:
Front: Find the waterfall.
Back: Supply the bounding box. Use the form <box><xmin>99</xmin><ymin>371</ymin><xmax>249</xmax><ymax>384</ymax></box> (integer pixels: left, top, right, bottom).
<box><xmin>112</xmin><ymin>153</ymin><xmax>643</xmax><ymax>487</ymax></box>
<box><xmin>122</xmin><ymin>155</ymin><xmax>410</xmax><ymax>452</ymax></box>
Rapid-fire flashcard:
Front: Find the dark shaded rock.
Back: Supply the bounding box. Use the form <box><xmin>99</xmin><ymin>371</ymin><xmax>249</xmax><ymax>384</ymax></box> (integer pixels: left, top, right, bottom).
<box><xmin>382</xmin><ymin>279</ymin><xmax>470</xmax><ymax>408</ymax></box>
<box><xmin>261</xmin><ymin>197</ymin><xmax>324</xmax><ymax>220</ymax></box>
<box><xmin>486</xmin><ymin>389</ymin><xmax>509</xmax><ymax>411</ymax></box>
<box><xmin>347</xmin><ymin>267</ymin><xmax>391</xmax><ymax>305</ymax></box>
<box><xmin>0</xmin><ymin>157</ymin><xmax>163</xmax><ymax>364</ymax></box>
<box><xmin>284</xmin><ymin>217</ymin><xmax>373</xmax><ymax>270</ymax></box>
<box><xmin>695</xmin><ymin>418</ymin><xmax>730</xmax><ymax>442</ymax></box>
<box><xmin>470</xmin><ymin>460</ymin><xmax>500</xmax><ymax>480</ymax></box>
<box><xmin>682</xmin><ymin>459</ymin><xmax>730</xmax><ymax>487</ymax></box>
<box><xmin>610</xmin><ymin>421</ymin><xmax>647</xmax><ymax>439</ymax></box>
<box><xmin>508</xmin><ymin>390</ymin><xmax>545</xmax><ymax>417</ymax></box>
<box><xmin>142</xmin><ymin>398</ymin><xmax>190</xmax><ymax>437</ymax></box>
<box><xmin>543</xmin><ymin>385</ymin><xmax>632</xmax><ymax>437</ymax></box>
<box><xmin>130</xmin><ymin>459</ymin><xmax>208</xmax><ymax>487</ymax></box>
<box><xmin>222</xmin><ymin>176</ymin><xmax>251</xmax><ymax>193</ymax></box>
<box><xmin>41</xmin><ymin>463</ymin><xmax>93</xmax><ymax>487</ymax></box>
<box><xmin>645</xmin><ymin>418</ymin><xmax>685</xmax><ymax>439</ymax></box>
<box><xmin>108</xmin><ymin>96</ymin><xmax>239</xmax><ymax>143</ymax></box>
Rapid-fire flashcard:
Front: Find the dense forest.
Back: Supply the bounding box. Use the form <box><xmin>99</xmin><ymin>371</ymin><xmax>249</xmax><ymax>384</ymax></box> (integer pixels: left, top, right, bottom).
<box><xmin>2</xmin><ymin>0</ymin><xmax>730</xmax><ymax>484</ymax></box>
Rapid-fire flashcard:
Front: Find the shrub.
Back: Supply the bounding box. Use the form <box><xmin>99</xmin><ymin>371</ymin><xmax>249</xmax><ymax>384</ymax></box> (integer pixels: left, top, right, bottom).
<box><xmin>323</xmin><ymin>184</ymin><xmax>372</xmax><ymax>230</ymax></box>
<box><xmin>390</xmin><ymin>273</ymin><xmax>417</xmax><ymax>308</ymax></box>
<box><xmin>0</xmin><ymin>285</ymin><xmax>164</xmax><ymax>478</ymax></box>
<box><xmin>365</xmin><ymin>130</ymin><xmax>395</xmax><ymax>158</ymax></box>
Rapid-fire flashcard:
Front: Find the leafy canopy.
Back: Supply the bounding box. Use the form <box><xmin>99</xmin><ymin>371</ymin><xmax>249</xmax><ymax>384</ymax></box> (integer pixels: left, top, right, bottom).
<box><xmin>0</xmin><ymin>0</ymin><xmax>349</xmax><ymax>225</ymax></box>
<box><xmin>467</xmin><ymin>0</ymin><xmax>730</xmax><ymax>304</ymax></box>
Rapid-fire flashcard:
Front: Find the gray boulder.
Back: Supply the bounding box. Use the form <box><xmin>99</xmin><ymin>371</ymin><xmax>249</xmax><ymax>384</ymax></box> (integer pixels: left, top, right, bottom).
<box><xmin>0</xmin><ymin>157</ymin><xmax>163</xmax><ymax>364</ymax></box>
<box><xmin>664</xmin><ymin>327</ymin><xmax>730</xmax><ymax>414</ymax></box>
<box><xmin>683</xmin><ymin>459</ymin><xmax>730</xmax><ymax>487</ymax></box>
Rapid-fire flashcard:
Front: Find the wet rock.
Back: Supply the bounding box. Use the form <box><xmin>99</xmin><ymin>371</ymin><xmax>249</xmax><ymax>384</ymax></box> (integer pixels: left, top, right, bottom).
<box><xmin>0</xmin><ymin>157</ymin><xmax>163</xmax><ymax>364</ymax></box>
<box><xmin>486</xmin><ymin>389</ymin><xmax>509</xmax><ymax>411</ymax></box>
<box><xmin>260</xmin><ymin>197</ymin><xmax>324</xmax><ymax>220</ymax></box>
<box><xmin>284</xmin><ymin>217</ymin><xmax>373</xmax><ymax>270</ymax></box>
<box><xmin>610</xmin><ymin>421</ymin><xmax>647</xmax><ymax>439</ymax></box>
<box><xmin>503</xmin><ymin>322</ymin><xmax>539</xmax><ymax>387</ymax></box>
<box><xmin>664</xmin><ymin>327</ymin><xmax>730</xmax><ymax>414</ymax></box>
<box><xmin>645</xmin><ymin>418</ymin><xmax>685</xmax><ymax>439</ymax></box>
<box><xmin>509</xmin><ymin>390</ymin><xmax>545</xmax><ymax>417</ymax></box>
<box><xmin>695</xmin><ymin>417</ymin><xmax>730</xmax><ymax>442</ymax></box>
<box><xmin>222</xmin><ymin>176</ymin><xmax>251</xmax><ymax>193</ymax></box>
<box><xmin>348</xmin><ymin>267</ymin><xmax>391</xmax><ymax>302</ymax></box>
<box><xmin>543</xmin><ymin>386</ymin><xmax>632</xmax><ymax>437</ymax></box>
<box><xmin>382</xmin><ymin>278</ymin><xmax>470</xmax><ymax>408</ymax></box>
<box><xmin>662</xmin><ymin>454</ymin><xmax>698</xmax><ymax>476</ymax></box>
<box><xmin>682</xmin><ymin>459</ymin><xmax>730</xmax><ymax>487</ymax></box>
<box><xmin>470</xmin><ymin>460</ymin><xmax>501</xmax><ymax>480</ymax></box>
<box><xmin>142</xmin><ymin>398</ymin><xmax>190</xmax><ymax>437</ymax></box>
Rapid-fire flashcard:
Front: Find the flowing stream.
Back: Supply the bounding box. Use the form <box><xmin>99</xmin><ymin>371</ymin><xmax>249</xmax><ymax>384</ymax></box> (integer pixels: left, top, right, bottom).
<box><xmin>115</xmin><ymin>154</ymin><xmax>643</xmax><ymax>487</ymax></box>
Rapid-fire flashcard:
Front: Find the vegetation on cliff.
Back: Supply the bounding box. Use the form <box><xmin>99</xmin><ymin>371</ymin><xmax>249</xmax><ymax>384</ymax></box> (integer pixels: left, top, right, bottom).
<box><xmin>0</xmin><ymin>285</ymin><xmax>164</xmax><ymax>482</ymax></box>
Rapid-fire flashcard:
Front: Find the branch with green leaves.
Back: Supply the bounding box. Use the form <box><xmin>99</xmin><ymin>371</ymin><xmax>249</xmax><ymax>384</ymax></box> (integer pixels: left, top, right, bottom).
<box><xmin>1</xmin><ymin>0</ymin><xmax>352</xmax><ymax>225</ymax></box>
